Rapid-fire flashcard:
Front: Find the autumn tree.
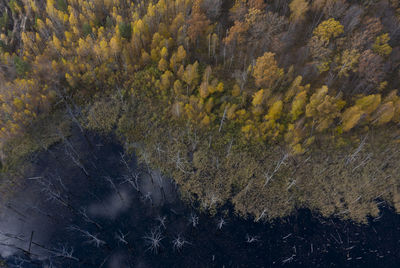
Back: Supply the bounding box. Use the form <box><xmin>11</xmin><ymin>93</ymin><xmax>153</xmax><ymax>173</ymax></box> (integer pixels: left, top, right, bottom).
<box><xmin>248</xmin><ymin>0</ymin><xmax>266</xmax><ymax>11</ymax></box>
<box><xmin>355</xmin><ymin>94</ymin><xmax>381</xmax><ymax>115</ymax></box>
<box><xmin>290</xmin><ymin>90</ymin><xmax>308</xmax><ymax>121</ymax></box>
<box><xmin>305</xmin><ymin>86</ymin><xmax>345</xmax><ymax>131</ymax></box>
<box><xmin>182</xmin><ymin>61</ymin><xmax>200</xmax><ymax>92</ymax></box>
<box><xmin>252</xmin><ymin>52</ymin><xmax>284</xmax><ymax>89</ymax></box>
<box><xmin>372</xmin><ymin>102</ymin><xmax>395</xmax><ymax>125</ymax></box>
<box><xmin>289</xmin><ymin>0</ymin><xmax>309</xmax><ymax>22</ymax></box>
<box><xmin>334</xmin><ymin>49</ymin><xmax>360</xmax><ymax>77</ymax></box>
<box><xmin>341</xmin><ymin>106</ymin><xmax>363</xmax><ymax>132</ymax></box>
<box><xmin>372</xmin><ymin>33</ymin><xmax>392</xmax><ymax>56</ymax></box>
<box><xmin>187</xmin><ymin>0</ymin><xmax>211</xmax><ymax>45</ymax></box>
<box><xmin>313</xmin><ymin>18</ymin><xmax>344</xmax><ymax>42</ymax></box>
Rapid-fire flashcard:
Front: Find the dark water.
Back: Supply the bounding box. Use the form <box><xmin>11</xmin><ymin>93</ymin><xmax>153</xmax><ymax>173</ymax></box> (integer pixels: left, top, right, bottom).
<box><xmin>0</xmin><ymin>129</ymin><xmax>399</xmax><ymax>268</ymax></box>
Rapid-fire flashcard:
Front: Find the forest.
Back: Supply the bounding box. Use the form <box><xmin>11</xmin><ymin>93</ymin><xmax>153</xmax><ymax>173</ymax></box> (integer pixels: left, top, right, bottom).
<box><xmin>0</xmin><ymin>0</ymin><xmax>400</xmax><ymax>223</ymax></box>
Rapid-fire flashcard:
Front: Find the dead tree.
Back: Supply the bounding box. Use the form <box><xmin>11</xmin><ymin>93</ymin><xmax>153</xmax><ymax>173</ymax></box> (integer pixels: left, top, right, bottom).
<box><xmin>346</xmin><ymin>135</ymin><xmax>367</xmax><ymax>165</ymax></box>
<box><xmin>28</xmin><ymin>176</ymin><xmax>92</xmax><ymax>224</ymax></box>
<box><xmin>155</xmin><ymin>143</ymin><xmax>165</xmax><ymax>160</ymax></box>
<box><xmin>64</xmin><ymin>145</ymin><xmax>89</xmax><ymax>177</ymax></box>
<box><xmin>56</xmin><ymin>129</ymin><xmax>89</xmax><ymax>176</ymax></box>
<box><xmin>172</xmin><ymin>234</ymin><xmax>191</xmax><ymax>251</ymax></box>
<box><xmin>103</xmin><ymin>176</ymin><xmax>124</xmax><ymax>202</ymax></box>
<box><xmin>50</xmin><ymin>244</ymin><xmax>79</xmax><ymax>262</ymax></box>
<box><xmin>54</xmin><ymin>87</ymin><xmax>86</xmax><ymax>133</ymax></box>
<box><xmin>226</xmin><ymin>138</ymin><xmax>234</xmax><ymax>158</ymax></box>
<box><xmin>233</xmin><ymin>69</ymin><xmax>248</xmax><ymax>92</ymax></box>
<box><xmin>172</xmin><ymin>151</ymin><xmax>190</xmax><ymax>174</ymax></box>
<box><xmin>141</xmin><ymin>192</ymin><xmax>153</xmax><ymax>206</ymax></box>
<box><xmin>28</xmin><ymin>176</ymin><xmax>70</xmax><ymax>209</ymax></box>
<box><xmin>255</xmin><ymin>209</ymin><xmax>267</xmax><ymax>222</ymax></box>
<box><xmin>120</xmin><ymin>174</ymin><xmax>140</xmax><ymax>192</ymax></box>
<box><xmin>264</xmin><ymin>152</ymin><xmax>289</xmax><ymax>187</ymax></box>
<box><xmin>188</xmin><ymin>213</ymin><xmax>199</xmax><ymax>228</ymax></box>
<box><xmin>143</xmin><ymin>228</ymin><xmax>164</xmax><ymax>254</ymax></box>
<box><xmin>78</xmin><ymin>208</ymin><xmax>102</xmax><ymax>230</ymax></box>
<box><xmin>217</xmin><ymin>217</ymin><xmax>226</xmax><ymax>230</ymax></box>
<box><xmin>245</xmin><ymin>234</ymin><xmax>260</xmax><ymax>243</ymax></box>
<box><xmin>68</xmin><ymin>226</ymin><xmax>106</xmax><ymax>248</ymax></box>
<box><xmin>115</xmin><ymin>230</ymin><xmax>129</xmax><ymax>245</ymax></box>
<box><xmin>119</xmin><ymin>153</ymin><xmax>140</xmax><ymax>192</ymax></box>
<box><xmin>156</xmin><ymin>216</ymin><xmax>167</xmax><ymax>229</ymax></box>
<box><xmin>219</xmin><ymin>106</ymin><xmax>228</xmax><ymax>132</ymax></box>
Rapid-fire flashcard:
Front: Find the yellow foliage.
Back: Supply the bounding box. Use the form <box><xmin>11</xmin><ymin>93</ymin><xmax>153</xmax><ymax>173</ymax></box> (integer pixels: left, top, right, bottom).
<box><xmin>232</xmin><ymin>84</ymin><xmax>240</xmax><ymax>97</ymax></box>
<box><xmin>13</xmin><ymin>98</ymin><xmax>24</xmax><ymax>110</ymax></box>
<box><xmin>205</xmin><ymin>98</ymin><xmax>214</xmax><ymax>113</ymax></box>
<box><xmin>289</xmin><ymin>0</ymin><xmax>309</xmax><ymax>21</ymax></box>
<box><xmin>160</xmin><ymin>46</ymin><xmax>168</xmax><ymax>59</ymax></box>
<box><xmin>151</xmin><ymin>48</ymin><xmax>160</xmax><ymax>62</ymax></box>
<box><xmin>201</xmin><ymin>114</ymin><xmax>210</xmax><ymax>126</ymax></box>
<box><xmin>160</xmin><ymin>71</ymin><xmax>173</xmax><ymax>91</ymax></box>
<box><xmin>313</xmin><ymin>18</ymin><xmax>344</xmax><ymax>42</ymax></box>
<box><xmin>291</xmin><ymin>143</ymin><xmax>304</xmax><ymax>155</ymax></box>
<box><xmin>199</xmin><ymin>82</ymin><xmax>209</xmax><ymax>99</ymax></box>
<box><xmin>216</xmin><ymin>82</ymin><xmax>224</xmax><ymax>93</ymax></box>
<box><xmin>183</xmin><ymin>61</ymin><xmax>199</xmax><ymax>87</ymax></box>
<box><xmin>284</xmin><ymin>76</ymin><xmax>303</xmax><ymax>101</ymax></box>
<box><xmin>306</xmin><ymin>86</ymin><xmax>345</xmax><ymax>131</ymax></box>
<box><xmin>393</xmin><ymin>99</ymin><xmax>400</xmax><ymax>123</ymax></box>
<box><xmin>372</xmin><ymin>102</ymin><xmax>395</xmax><ymax>125</ymax></box>
<box><xmin>140</xmin><ymin>50</ymin><xmax>151</xmax><ymax>64</ymax></box>
<box><xmin>342</xmin><ymin>106</ymin><xmax>364</xmax><ymax>132</ymax></box>
<box><xmin>65</xmin><ymin>73</ymin><xmax>75</xmax><ymax>87</ymax></box>
<box><xmin>306</xmin><ymin>86</ymin><xmax>328</xmax><ymax>118</ymax></box>
<box><xmin>373</xmin><ymin>33</ymin><xmax>392</xmax><ymax>56</ymax></box>
<box><xmin>36</xmin><ymin>19</ymin><xmax>46</xmax><ymax>30</ymax></box>
<box><xmin>177</xmin><ymin>65</ymin><xmax>185</xmax><ymax>79</ymax></box>
<box><xmin>265</xmin><ymin>101</ymin><xmax>283</xmax><ymax>121</ymax></box>
<box><xmin>158</xmin><ymin>58</ymin><xmax>168</xmax><ymax>71</ymax></box>
<box><xmin>109</xmin><ymin>36</ymin><xmax>121</xmax><ymax>55</ymax></box>
<box><xmin>236</xmin><ymin>109</ymin><xmax>246</xmax><ymax>118</ymax></box>
<box><xmin>252</xmin><ymin>52</ymin><xmax>284</xmax><ymax>89</ymax></box>
<box><xmin>173</xmin><ymin>80</ymin><xmax>183</xmax><ymax>95</ymax></box>
<box><xmin>252</xmin><ymin>89</ymin><xmax>264</xmax><ymax>106</ymax></box>
<box><xmin>169</xmin><ymin>53</ymin><xmax>177</xmax><ymax>70</ymax></box>
<box><xmin>69</xmin><ymin>12</ymin><xmax>78</xmax><ymax>26</ymax></box>
<box><xmin>253</xmin><ymin>52</ymin><xmax>284</xmax><ymax>88</ymax></box>
<box><xmin>290</xmin><ymin>90</ymin><xmax>307</xmax><ymax>121</ymax></box>
<box><xmin>378</xmin><ymin>81</ymin><xmax>388</xmax><ymax>92</ymax></box>
<box><xmin>355</xmin><ymin>94</ymin><xmax>381</xmax><ymax>114</ymax></box>
<box><xmin>227</xmin><ymin>104</ymin><xmax>238</xmax><ymax>120</ymax></box>
<box><xmin>334</xmin><ymin>49</ymin><xmax>360</xmax><ymax>77</ymax></box>
<box><xmin>64</xmin><ymin>31</ymin><xmax>72</xmax><ymax>42</ymax></box>
<box><xmin>241</xmin><ymin>124</ymin><xmax>252</xmax><ymax>134</ymax></box>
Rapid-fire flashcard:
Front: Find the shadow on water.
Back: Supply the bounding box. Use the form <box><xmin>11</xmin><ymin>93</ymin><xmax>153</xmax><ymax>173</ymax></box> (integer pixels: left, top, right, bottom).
<box><xmin>0</xmin><ymin>128</ymin><xmax>399</xmax><ymax>267</ymax></box>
